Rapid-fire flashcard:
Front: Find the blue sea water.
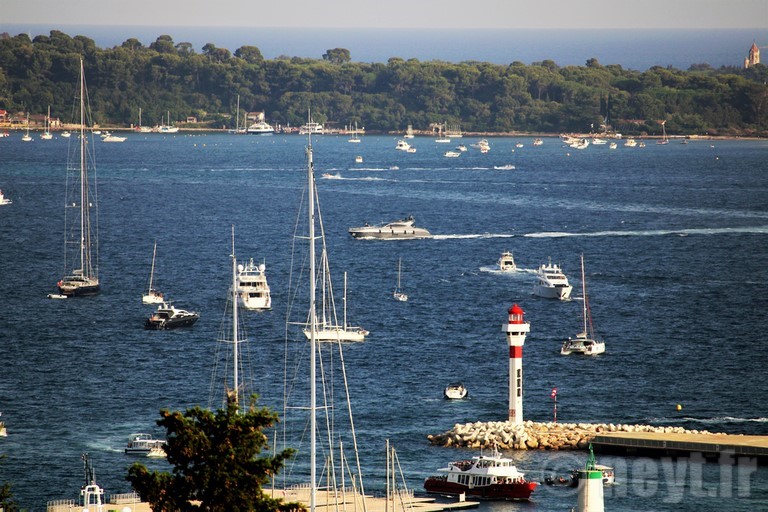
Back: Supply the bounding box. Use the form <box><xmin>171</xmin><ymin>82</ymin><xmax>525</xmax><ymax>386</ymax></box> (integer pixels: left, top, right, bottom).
<box><xmin>2</xmin><ymin>25</ymin><xmax>763</xmax><ymax>70</ymax></box>
<box><xmin>0</xmin><ymin>132</ymin><xmax>767</xmax><ymax>511</ymax></box>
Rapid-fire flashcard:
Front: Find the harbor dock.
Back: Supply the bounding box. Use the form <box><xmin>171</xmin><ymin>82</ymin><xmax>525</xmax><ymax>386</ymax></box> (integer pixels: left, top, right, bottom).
<box><xmin>278</xmin><ymin>487</ymin><xmax>479</xmax><ymax>512</ymax></box>
<box><xmin>592</xmin><ymin>431</ymin><xmax>768</xmax><ymax>462</ymax></box>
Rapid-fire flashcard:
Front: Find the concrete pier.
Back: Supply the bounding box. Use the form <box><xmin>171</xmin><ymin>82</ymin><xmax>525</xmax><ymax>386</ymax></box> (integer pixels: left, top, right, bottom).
<box><xmin>591</xmin><ymin>431</ymin><xmax>768</xmax><ymax>462</ymax></box>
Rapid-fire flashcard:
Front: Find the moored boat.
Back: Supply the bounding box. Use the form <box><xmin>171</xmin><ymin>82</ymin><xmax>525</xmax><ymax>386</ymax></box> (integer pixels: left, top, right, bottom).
<box><xmin>349</xmin><ymin>215</ymin><xmax>431</xmax><ymax>240</ymax></box>
<box><xmin>424</xmin><ymin>447</ymin><xmax>537</xmax><ymax>500</ymax></box>
<box><xmin>532</xmin><ymin>258</ymin><xmax>572</xmax><ymax>300</ymax></box>
<box><xmin>144</xmin><ymin>302</ymin><xmax>199</xmax><ymax>330</ymax></box>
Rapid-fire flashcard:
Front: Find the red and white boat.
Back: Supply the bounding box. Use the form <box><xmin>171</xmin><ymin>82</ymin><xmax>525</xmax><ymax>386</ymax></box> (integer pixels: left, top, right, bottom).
<box><xmin>424</xmin><ymin>447</ymin><xmax>538</xmax><ymax>500</ymax></box>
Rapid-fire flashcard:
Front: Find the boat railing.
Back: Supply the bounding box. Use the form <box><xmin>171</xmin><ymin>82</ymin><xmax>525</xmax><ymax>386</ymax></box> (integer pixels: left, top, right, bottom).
<box><xmin>46</xmin><ymin>499</ymin><xmax>76</xmax><ymax>511</ymax></box>
<box><xmin>109</xmin><ymin>492</ymin><xmax>141</xmax><ymax>504</ymax></box>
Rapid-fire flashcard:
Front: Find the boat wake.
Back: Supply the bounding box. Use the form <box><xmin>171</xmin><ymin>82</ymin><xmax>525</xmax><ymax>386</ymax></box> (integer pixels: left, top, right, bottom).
<box><xmin>432</xmin><ymin>233</ymin><xmax>515</xmax><ymax>239</ymax></box>
<box><xmin>524</xmin><ymin>225</ymin><xmax>768</xmax><ymax>238</ymax></box>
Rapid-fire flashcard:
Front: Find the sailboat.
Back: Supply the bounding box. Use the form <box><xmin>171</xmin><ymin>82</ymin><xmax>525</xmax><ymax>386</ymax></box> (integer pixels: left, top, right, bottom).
<box><xmin>40</xmin><ymin>106</ymin><xmax>53</xmax><ymax>140</ymax></box>
<box><xmin>142</xmin><ymin>240</ymin><xmax>164</xmax><ymax>304</ymax></box>
<box><xmin>394</xmin><ymin>258</ymin><xmax>408</xmax><ymax>302</ymax></box>
<box><xmin>435</xmin><ymin>122</ymin><xmax>450</xmax><ymax>143</ymax></box>
<box><xmin>302</xmin><ymin>255</ymin><xmax>368</xmax><ymax>342</ymax></box>
<box><xmin>281</xmin><ymin>120</ymin><xmax>368</xmax><ymax>511</ymax></box>
<box><xmin>347</xmin><ymin>121</ymin><xmax>361</xmax><ymax>143</ymax></box>
<box><xmin>561</xmin><ymin>254</ymin><xmax>605</xmax><ymax>356</ymax></box>
<box><xmin>657</xmin><ymin>120</ymin><xmax>669</xmax><ymax>145</ymax></box>
<box><xmin>135</xmin><ymin>107</ymin><xmax>152</xmax><ymax>133</ymax></box>
<box><xmin>56</xmin><ymin>59</ymin><xmax>100</xmax><ymax>297</ymax></box>
<box><xmin>21</xmin><ymin>114</ymin><xmax>32</xmax><ymax>142</ymax></box>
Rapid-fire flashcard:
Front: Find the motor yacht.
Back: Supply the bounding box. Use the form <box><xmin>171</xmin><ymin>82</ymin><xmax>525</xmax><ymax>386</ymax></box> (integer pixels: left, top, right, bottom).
<box><xmin>349</xmin><ymin>216</ymin><xmax>431</xmax><ymax>240</ymax></box>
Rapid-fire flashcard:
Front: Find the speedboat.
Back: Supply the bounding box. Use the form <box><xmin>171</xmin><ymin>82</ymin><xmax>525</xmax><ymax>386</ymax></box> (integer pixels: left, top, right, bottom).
<box><xmin>497</xmin><ymin>251</ymin><xmax>517</xmax><ymax>272</ymax></box>
<box><xmin>444</xmin><ymin>382</ymin><xmax>468</xmax><ymax>400</ymax></box>
<box><xmin>0</xmin><ymin>189</ymin><xmax>11</xmax><ymax>206</ymax></box>
<box><xmin>349</xmin><ymin>215</ymin><xmax>431</xmax><ymax>240</ymax></box>
<box><xmin>493</xmin><ymin>164</ymin><xmax>516</xmax><ymax>170</ymax></box>
<box><xmin>102</xmin><ymin>133</ymin><xmax>126</xmax><ymax>142</ymax></box>
<box><xmin>624</xmin><ymin>138</ymin><xmax>637</xmax><ymax>147</ymax></box>
<box><xmin>444</xmin><ymin>150</ymin><xmax>461</xmax><ymax>158</ymax></box>
<box><xmin>125</xmin><ymin>433</ymin><xmax>165</xmax><ymax>454</ymax></box>
<box><xmin>144</xmin><ymin>302</ymin><xmax>199</xmax><ymax>330</ymax></box>
<box><xmin>533</xmin><ymin>138</ymin><xmax>543</xmax><ymax>146</ymax></box>
<box><xmin>355</xmin><ymin>155</ymin><xmax>363</xmax><ymax>163</ymax></box>
<box><xmin>237</xmin><ymin>259</ymin><xmax>272</xmax><ymax>310</ymax></box>
<box><xmin>424</xmin><ymin>447</ymin><xmax>538</xmax><ymax>500</ymax></box>
<box><xmin>395</xmin><ymin>139</ymin><xmax>411</xmax><ymax>151</ymax></box>
<box><xmin>532</xmin><ymin>259</ymin><xmax>572</xmax><ymax>300</ymax></box>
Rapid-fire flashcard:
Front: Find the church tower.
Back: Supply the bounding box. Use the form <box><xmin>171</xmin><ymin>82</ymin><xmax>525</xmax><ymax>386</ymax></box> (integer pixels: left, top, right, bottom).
<box><xmin>745</xmin><ymin>42</ymin><xmax>760</xmax><ymax>69</ymax></box>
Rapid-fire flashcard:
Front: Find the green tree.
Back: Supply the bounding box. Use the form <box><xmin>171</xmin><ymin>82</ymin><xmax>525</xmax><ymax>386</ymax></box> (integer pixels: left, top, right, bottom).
<box><xmin>127</xmin><ymin>395</ymin><xmax>302</xmax><ymax>512</ymax></box>
<box><xmin>0</xmin><ymin>455</ymin><xmax>19</xmax><ymax>512</ymax></box>
<box><xmin>322</xmin><ymin>48</ymin><xmax>351</xmax><ymax>64</ymax></box>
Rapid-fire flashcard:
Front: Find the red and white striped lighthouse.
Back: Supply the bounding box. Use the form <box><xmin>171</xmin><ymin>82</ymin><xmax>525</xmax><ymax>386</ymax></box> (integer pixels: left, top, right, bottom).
<box><xmin>503</xmin><ymin>304</ymin><xmax>530</xmax><ymax>425</ymax></box>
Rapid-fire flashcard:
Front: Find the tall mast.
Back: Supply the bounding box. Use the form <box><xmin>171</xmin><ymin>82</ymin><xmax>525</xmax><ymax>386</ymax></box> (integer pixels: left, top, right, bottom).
<box><xmin>581</xmin><ymin>254</ymin><xmax>588</xmax><ymax>336</ymax></box>
<box><xmin>231</xmin><ymin>226</ymin><xmax>240</xmax><ymax>409</ymax></box>
<box><xmin>79</xmin><ymin>58</ymin><xmax>87</xmax><ymax>274</ymax></box>
<box><xmin>306</xmin><ymin>114</ymin><xmax>317</xmax><ymax>512</ymax></box>
<box><xmin>148</xmin><ymin>240</ymin><xmax>157</xmax><ymax>293</ymax></box>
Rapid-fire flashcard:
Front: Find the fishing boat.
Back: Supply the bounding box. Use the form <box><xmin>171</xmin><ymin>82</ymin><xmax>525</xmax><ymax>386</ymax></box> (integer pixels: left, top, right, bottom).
<box><xmin>144</xmin><ymin>302</ymin><xmax>199</xmax><ymax>330</ymax></box>
<box><xmin>348</xmin><ymin>215</ymin><xmax>431</xmax><ymax>240</ymax></box>
<box><xmin>532</xmin><ymin>258</ymin><xmax>572</xmax><ymax>300</ymax></box>
<box><xmin>237</xmin><ymin>258</ymin><xmax>272</xmax><ymax>310</ymax></box>
<box><xmin>561</xmin><ymin>254</ymin><xmax>605</xmax><ymax>355</ymax></box>
<box><xmin>142</xmin><ymin>240</ymin><xmax>163</xmax><ymax>304</ymax></box>
<box><xmin>444</xmin><ymin>382</ymin><xmax>468</xmax><ymax>399</ymax></box>
<box><xmin>303</xmin><ymin>266</ymin><xmax>368</xmax><ymax>342</ymax></box>
<box><xmin>393</xmin><ymin>258</ymin><xmax>408</xmax><ymax>302</ymax></box>
<box><xmin>125</xmin><ymin>433</ymin><xmax>165</xmax><ymax>454</ymax></box>
<box><xmin>395</xmin><ymin>139</ymin><xmax>411</xmax><ymax>151</ymax></box>
<box><xmin>424</xmin><ymin>446</ymin><xmax>537</xmax><ymax>500</ymax></box>
<box><xmin>56</xmin><ymin>59</ymin><xmax>100</xmax><ymax>297</ymax></box>
<box><xmin>0</xmin><ymin>189</ymin><xmax>11</xmax><ymax>206</ymax></box>
<box><xmin>497</xmin><ymin>251</ymin><xmax>517</xmax><ymax>272</ymax></box>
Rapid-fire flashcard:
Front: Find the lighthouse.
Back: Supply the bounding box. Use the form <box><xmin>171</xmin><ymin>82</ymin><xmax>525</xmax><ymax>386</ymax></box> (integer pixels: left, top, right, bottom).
<box><xmin>503</xmin><ymin>304</ymin><xmax>530</xmax><ymax>425</ymax></box>
<box><xmin>575</xmin><ymin>445</ymin><xmax>605</xmax><ymax>512</ymax></box>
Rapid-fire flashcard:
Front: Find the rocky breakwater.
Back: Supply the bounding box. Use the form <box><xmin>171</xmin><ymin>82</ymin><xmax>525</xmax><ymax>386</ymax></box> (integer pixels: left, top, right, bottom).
<box><xmin>427</xmin><ymin>420</ymin><xmax>719</xmax><ymax>451</ymax></box>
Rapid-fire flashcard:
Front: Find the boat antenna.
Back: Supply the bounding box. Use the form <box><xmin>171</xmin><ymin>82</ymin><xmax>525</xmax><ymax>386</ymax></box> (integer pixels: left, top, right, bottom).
<box><xmin>82</xmin><ymin>452</ymin><xmax>95</xmax><ymax>486</ymax></box>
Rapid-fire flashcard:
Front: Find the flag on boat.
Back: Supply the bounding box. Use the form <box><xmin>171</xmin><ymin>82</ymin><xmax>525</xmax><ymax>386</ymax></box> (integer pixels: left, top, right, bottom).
<box><xmin>551</xmin><ymin>388</ymin><xmax>557</xmax><ymax>398</ymax></box>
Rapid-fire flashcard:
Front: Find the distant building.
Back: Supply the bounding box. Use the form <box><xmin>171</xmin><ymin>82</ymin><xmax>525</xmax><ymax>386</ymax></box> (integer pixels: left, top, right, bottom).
<box><xmin>744</xmin><ymin>42</ymin><xmax>760</xmax><ymax>69</ymax></box>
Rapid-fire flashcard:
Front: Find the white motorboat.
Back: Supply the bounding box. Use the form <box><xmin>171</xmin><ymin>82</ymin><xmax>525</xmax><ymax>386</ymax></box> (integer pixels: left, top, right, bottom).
<box><xmin>591</xmin><ymin>137</ymin><xmax>608</xmax><ymax>145</ymax></box>
<box><xmin>142</xmin><ymin>240</ymin><xmax>164</xmax><ymax>304</ymax></box>
<box><xmin>424</xmin><ymin>446</ymin><xmax>538</xmax><ymax>500</ymax></box>
<box><xmin>532</xmin><ymin>258</ymin><xmax>572</xmax><ymax>300</ymax></box>
<box><xmin>470</xmin><ymin>139</ymin><xmax>490</xmax><ymax>150</ymax></box>
<box><xmin>0</xmin><ymin>189</ymin><xmax>11</xmax><ymax>206</ymax></box>
<box><xmin>406</xmin><ymin>146</ymin><xmax>417</xmax><ymax>153</ymax></box>
<box><xmin>624</xmin><ymin>138</ymin><xmax>637</xmax><ymax>147</ymax></box>
<box><xmin>237</xmin><ymin>258</ymin><xmax>272</xmax><ymax>310</ymax></box>
<box><xmin>497</xmin><ymin>250</ymin><xmax>517</xmax><ymax>272</ymax></box>
<box><xmin>533</xmin><ymin>138</ymin><xmax>543</xmax><ymax>146</ymax></box>
<box><xmin>561</xmin><ymin>254</ymin><xmax>605</xmax><ymax>355</ymax></box>
<box><xmin>609</xmin><ymin>142</ymin><xmax>618</xmax><ymax>149</ymax></box>
<box><xmin>394</xmin><ymin>257</ymin><xmax>408</xmax><ymax>302</ymax></box>
<box><xmin>355</xmin><ymin>155</ymin><xmax>363</xmax><ymax>163</ymax></box>
<box><xmin>456</xmin><ymin>144</ymin><xmax>467</xmax><ymax>152</ymax></box>
<box><xmin>60</xmin><ymin>131</ymin><xmax>71</xmax><ymax>138</ymax></box>
<box><xmin>349</xmin><ymin>215</ymin><xmax>431</xmax><ymax>240</ymax></box>
<box><xmin>493</xmin><ymin>164</ymin><xmax>516</xmax><ymax>170</ymax></box>
<box><xmin>102</xmin><ymin>133</ymin><xmax>126</xmax><ymax>142</ymax></box>
<box><xmin>125</xmin><ymin>433</ymin><xmax>165</xmax><ymax>454</ymax></box>
<box><xmin>443</xmin><ymin>382</ymin><xmax>468</xmax><ymax>399</ymax></box>
<box><xmin>56</xmin><ymin>59</ymin><xmax>100</xmax><ymax>297</ymax></box>
<box><xmin>246</xmin><ymin>120</ymin><xmax>275</xmax><ymax>135</ymax></box>
<box><xmin>444</xmin><ymin>150</ymin><xmax>461</xmax><ymax>158</ymax></box>
<box><xmin>299</xmin><ymin>121</ymin><xmax>324</xmax><ymax>134</ymax></box>
<box><xmin>322</xmin><ymin>173</ymin><xmax>342</xmax><ymax>179</ymax></box>
<box><xmin>395</xmin><ymin>139</ymin><xmax>411</xmax><ymax>151</ymax></box>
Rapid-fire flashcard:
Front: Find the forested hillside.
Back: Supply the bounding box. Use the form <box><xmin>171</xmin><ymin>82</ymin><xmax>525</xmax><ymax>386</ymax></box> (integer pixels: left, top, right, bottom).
<box><xmin>1</xmin><ymin>31</ymin><xmax>766</xmax><ymax>136</ymax></box>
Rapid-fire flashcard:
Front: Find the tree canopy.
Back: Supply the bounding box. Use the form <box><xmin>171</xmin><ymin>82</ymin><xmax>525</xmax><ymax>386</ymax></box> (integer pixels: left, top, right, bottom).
<box><xmin>0</xmin><ymin>31</ymin><xmax>766</xmax><ymax>136</ymax></box>
<box><xmin>127</xmin><ymin>395</ymin><xmax>302</xmax><ymax>512</ymax></box>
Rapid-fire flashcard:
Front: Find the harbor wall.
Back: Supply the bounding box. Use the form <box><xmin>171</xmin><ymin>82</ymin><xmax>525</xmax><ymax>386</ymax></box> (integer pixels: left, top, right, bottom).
<box><xmin>427</xmin><ymin>420</ymin><xmax>722</xmax><ymax>451</ymax></box>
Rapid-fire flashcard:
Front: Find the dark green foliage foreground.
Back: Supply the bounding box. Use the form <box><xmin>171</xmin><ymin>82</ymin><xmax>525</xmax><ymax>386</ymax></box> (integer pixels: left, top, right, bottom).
<box><xmin>1</xmin><ymin>31</ymin><xmax>767</xmax><ymax>136</ymax></box>
<box><xmin>127</xmin><ymin>395</ymin><xmax>303</xmax><ymax>512</ymax></box>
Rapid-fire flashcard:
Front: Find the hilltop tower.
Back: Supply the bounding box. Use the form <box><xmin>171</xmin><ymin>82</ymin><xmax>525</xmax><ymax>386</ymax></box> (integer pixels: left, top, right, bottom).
<box><xmin>745</xmin><ymin>42</ymin><xmax>760</xmax><ymax>69</ymax></box>
<box><xmin>503</xmin><ymin>304</ymin><xmax>530</xmax><ymax>425</ymax></box>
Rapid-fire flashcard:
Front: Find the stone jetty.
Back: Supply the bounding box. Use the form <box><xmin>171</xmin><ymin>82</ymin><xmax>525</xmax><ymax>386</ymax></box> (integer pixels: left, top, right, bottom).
<box><xmin>427</xmin><ymin>420</ymin><xmax>721</xmax><ymax>451</ymax></box>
